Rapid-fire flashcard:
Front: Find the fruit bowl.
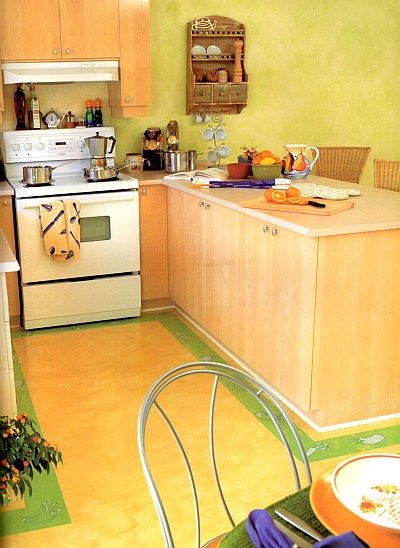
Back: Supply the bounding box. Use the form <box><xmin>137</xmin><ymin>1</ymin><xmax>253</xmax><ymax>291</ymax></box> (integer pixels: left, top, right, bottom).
<box><xmin>227</xmin><ymin>163</ymin><xmax>251</xmax><ymax>179</ymax></box>
<box><xmin>252</xmin><ymin>163</ymin><xmax>282</xmax><ymax>180</ymax></box>
<box><xmin>331</xmin><ymin>454</ymin><xmax>400</xmax><ymax>533</ymax></box>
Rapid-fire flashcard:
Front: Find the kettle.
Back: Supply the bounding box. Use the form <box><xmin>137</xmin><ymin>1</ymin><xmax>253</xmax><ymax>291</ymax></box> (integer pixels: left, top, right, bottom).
<box><xmin>85</xmin><ymin>132</ymin><xmax>116</xmax><ymax>158</ymax></box>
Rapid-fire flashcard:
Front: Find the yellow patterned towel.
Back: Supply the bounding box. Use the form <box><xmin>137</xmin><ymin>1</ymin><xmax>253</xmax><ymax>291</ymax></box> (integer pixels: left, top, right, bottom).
<box><xmin>40</xmin><ymin>200</ymin><xmax>81</xmax><ymax>261</ymax></box>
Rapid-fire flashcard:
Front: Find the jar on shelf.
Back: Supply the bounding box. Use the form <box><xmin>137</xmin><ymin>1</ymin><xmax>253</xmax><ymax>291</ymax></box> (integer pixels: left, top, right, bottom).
<box><xmin>218</xmin><ymin>68</ymin><xmax>228</xmax><ymax>83</ymax></box>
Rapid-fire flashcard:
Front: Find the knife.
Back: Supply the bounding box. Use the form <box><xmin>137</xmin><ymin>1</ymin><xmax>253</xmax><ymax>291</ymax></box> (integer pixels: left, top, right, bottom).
<box><xmin>308</xmin><ymin>200</ymin><xmax>326</xmax><ymax>208</ymax></box>
<box><xmin>275</xmin><ymin>520</ymin><xmax>313</xmax><ymax>548</ymax></box>
<box><xmin>275</xmin><ymin>508</ymin><xmax>326</xmax><ymax>541</ymax></box>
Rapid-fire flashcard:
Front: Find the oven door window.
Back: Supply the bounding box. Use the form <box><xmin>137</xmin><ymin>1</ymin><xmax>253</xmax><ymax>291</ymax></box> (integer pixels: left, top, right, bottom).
<box><xmin>80</xmin><ymin>215</ymin><xmax>111</xmax><ymax>242</ymax></box>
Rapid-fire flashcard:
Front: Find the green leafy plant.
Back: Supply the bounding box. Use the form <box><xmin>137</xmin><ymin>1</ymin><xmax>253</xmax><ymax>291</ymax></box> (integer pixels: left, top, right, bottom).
<box><xmin>0</xmin><ymin>414</ymin><xmax>63</xmax><ymax>507</ymax></box>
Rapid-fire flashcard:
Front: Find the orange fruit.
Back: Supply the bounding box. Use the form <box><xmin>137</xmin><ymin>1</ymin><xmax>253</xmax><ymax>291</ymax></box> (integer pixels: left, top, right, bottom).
<box><xmin>273</xmin><ymin>156</ymin><xmax>282</xmax><ymax>164</ymax></box>
<box><xmin>252</xmin><ymin>153</ymin><xmax>263</xmax><ymax>165</ymax></box>
<box><xmin>261</xmin><ymin>150</ymin><xmax>273</xmax><ymax>158</ymax></box>
<box><xmin>271</xmin><ymin>189</ymin><xmax>287</xmax><ymax>203</ymax></box>
<box><xmin>285</xmin><ymin>186</ymin><xmax>301</xmax><ymax>198</ymax></box>
<box><xmin>264</xmin><ymin>188</ymin><xmax>274</xmax><ymax>202</ymax></box>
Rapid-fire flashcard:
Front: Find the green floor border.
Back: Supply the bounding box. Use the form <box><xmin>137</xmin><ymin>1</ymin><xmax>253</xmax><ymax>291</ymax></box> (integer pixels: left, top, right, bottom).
<box><xmin>4</xmin><ymin>311</ymin><xmax>399</xmax><ymax>537</ymax></box>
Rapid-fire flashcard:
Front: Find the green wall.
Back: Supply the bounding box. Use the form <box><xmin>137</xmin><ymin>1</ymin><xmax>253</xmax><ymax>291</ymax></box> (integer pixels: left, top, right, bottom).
<box><xmin>1</xmin><ymin>1</ymin><xmax>399</xmax><ymax>185</ymax></box>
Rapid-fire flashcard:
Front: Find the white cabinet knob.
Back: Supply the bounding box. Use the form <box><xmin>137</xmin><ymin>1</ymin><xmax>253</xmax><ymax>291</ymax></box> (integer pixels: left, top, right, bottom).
<box><xmin>272</xmin><ymin>228</ymin><xmax>278</xmax><ymax>236</ymax></box>
<box><xmin>66</xmin><ymin>48</ymin><xmax>71</xmax><ymax>55</ymax></box>
<box><xmin>141</xmin><ymin>189</ymin><xmax>147</xmax><ymax>195</ymax></box>
<box><xmin>125</xmin><ymin>97</ymin><xmax>130</xmax><ymax>103</ymax></box>
<box><xmin>3</xmin><ymin>200</ymin><xmax>8</xmax><ymax>206</ymax></box>
<box><xmin>53</xmin><ymin>48</ymin><xmax>58</xmax><ymax>55</ymax></box>
<box><xmin>263</xmin><ymin>225</ymin><xmax>270</xmax><ymax>232</ymax></box>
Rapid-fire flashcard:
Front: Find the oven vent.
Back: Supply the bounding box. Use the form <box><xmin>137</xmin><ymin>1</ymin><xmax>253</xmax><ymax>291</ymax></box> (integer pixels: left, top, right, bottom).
<box><xmin>2</xmin><ymin>61</ymin><xmax>119</xmax><ymax>84</ymax></box>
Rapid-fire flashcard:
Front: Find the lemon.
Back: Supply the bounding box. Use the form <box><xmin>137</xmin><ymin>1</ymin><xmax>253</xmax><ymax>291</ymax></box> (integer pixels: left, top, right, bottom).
<box><xmin>260</xmin><ymin>157</ymin><xmax>276</xmax><ymax>165</ymax></box>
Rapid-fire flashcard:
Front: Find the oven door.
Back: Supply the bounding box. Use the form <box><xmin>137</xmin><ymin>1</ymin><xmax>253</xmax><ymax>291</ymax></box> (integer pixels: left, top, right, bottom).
<box><xmin>16</xmin><ymin>191</ymin><xmax>140</xmax><ymax>283</ymax></box>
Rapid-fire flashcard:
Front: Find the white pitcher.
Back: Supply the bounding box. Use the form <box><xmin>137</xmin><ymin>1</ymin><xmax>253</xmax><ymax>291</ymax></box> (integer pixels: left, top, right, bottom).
<box><xmin>283</xmin><ymin>144</ymin><xmax>319</xmax><ymax>178</ymax></box>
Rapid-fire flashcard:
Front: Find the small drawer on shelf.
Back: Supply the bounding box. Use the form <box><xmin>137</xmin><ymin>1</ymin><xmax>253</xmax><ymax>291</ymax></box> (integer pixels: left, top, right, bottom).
<box><xmin>214</xmin><ymin>84</ymin><xmax>230</xmax><ymax>103</ymax></box>
<box><xmin>231</xmin><ymin>83</ymin><xmax>248</xmax><ymax>102</ymax></box>
<box><xmin>194</xmin><ymin>84</ymin><xmax>212</xmax><ymax>103</ymax></box>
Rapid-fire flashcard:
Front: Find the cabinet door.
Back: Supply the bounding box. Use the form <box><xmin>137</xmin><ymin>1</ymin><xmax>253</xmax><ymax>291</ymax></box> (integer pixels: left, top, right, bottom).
<box><xmin>59</xmin><ymin>0</ymin><xmax>120</xmax><ymax>59</ymax></box>
<box><xmin>237</xmin><ymin>216</ymin><xmax>317</xmax><ymax>410</ymax></box>
<box><xmin>167</xmin><ymin>189</ymin><xmax>207</xmax><ymax>323</ymax></box>
<box><xmin>108</xmin><ymin>0</ymin><xmax>150</xmax><ymax>117</ymax></box>
<box><xmin>0</xmin><ymin>197</ymin><xmax>20</xmax><ymax>322</ymax></box>
<box><xmin>139</xmin><ymin>185</ymin><xmax>168</xmax><ymax>301</ymax></box>
<box><xmin>0</xmin><ymin>0</ymin><xmax>62</xmax><ymax>60</ymax></box>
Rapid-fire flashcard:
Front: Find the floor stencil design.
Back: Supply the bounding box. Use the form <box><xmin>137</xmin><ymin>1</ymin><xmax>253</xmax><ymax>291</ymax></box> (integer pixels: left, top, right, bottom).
<box><xmin>3</xmin><ymin>310</ymin><xmax>399</xmax><ymax>537</ymax></box>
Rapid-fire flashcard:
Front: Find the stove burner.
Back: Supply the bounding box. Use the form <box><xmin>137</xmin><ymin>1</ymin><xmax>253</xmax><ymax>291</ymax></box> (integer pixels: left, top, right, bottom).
<box><xmin>22</xmin><ymin>181</ymin><xmax>54</xmax><ymax>187</ymax></box>
<box><xmin>85</xmin><ymin>176</ymin><xmax>120</xmax><ymax>183</ymax></box>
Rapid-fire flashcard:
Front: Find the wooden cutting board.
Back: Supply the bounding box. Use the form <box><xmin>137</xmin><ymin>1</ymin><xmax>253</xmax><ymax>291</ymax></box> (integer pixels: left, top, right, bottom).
<box><xmin>240</xmin><ymin>197</ymin><xmax>355</xmax><ymax>216</ymax></box>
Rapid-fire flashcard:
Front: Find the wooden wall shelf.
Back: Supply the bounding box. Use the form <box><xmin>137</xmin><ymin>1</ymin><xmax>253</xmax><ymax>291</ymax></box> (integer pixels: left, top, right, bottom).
<box><xmin>186</xmin><ymin>16</ymin><xmax>248</xmax><ymax>115</ymax></box>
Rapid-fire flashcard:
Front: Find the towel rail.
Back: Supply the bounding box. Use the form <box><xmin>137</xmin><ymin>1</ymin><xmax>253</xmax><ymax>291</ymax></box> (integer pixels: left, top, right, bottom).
<box><xmin>21</xmin><ymin>193</ymin><xmax>137</xmax><ymax>209</ymax></box>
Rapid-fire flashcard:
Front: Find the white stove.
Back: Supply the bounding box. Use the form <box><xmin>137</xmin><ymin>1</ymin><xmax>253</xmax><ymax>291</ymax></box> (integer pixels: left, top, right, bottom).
<box><xmin>2</xmin><ymin>127</ymin><xmax>138</xmax><ymax>198</ymax></box>
<box><xmin>2</xmin><ymin>127</ymin><xmax>141</xmax><ymax>330</ymax></box>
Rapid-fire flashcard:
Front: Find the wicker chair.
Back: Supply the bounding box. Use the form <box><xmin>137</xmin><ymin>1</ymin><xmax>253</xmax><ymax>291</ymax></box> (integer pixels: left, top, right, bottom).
<box><xmin>137</xmin><ymin>362</ymin><xmax>312</xmax><ymax>548</ymax></box>
<box><xmin>311</xmin><ymin>146</ymin><xmax>371</xmax><ymax>183</ymax></box>
<box><xmin>373</xmin><ymin>159</ymin><xmax>400</xmax><ymax>192</ymax></box>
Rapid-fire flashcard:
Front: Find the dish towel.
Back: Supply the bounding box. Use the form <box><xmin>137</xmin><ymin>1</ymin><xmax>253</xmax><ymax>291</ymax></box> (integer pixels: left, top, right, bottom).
<box><xmin>246</xmin><ymin>510</ymin><xmax>370</xmax><ymax>548</ymax></box>
<box><xmin>40</xmin><ymin>200</ymin><xmax>81</xmax><ymax>261</ymax></box>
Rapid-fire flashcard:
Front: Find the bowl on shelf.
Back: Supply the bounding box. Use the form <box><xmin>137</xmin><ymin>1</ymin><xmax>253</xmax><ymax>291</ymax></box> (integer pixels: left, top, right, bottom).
<box><xmin>252</xmin><ymin>163</ymin><xmax>282</xmax><ymax>179</ymax></box>
<box><xmin>331</xmin><ymin>453</ymin><xmax>400</xmax><ymax>533</ymax></box>
<box><xmin>227</xmin><ymin>163</ymin><xmax>251</xmax><ymax>179</ymax></box>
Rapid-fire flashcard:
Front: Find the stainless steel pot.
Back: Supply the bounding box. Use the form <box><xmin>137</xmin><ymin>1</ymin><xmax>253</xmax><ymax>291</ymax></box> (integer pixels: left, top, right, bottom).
<box><xmin>164</xmin><ymin>151</ymin><xmax>189</xmax><ymax>173</ymax></box>
<box><xmin>22</xmin><ymin>161</ymin><xmax>75</xmax><ymax>184</ymax></box>
<box><xmin>83</xmin><ymin>164</ymin><xmax>131</xmax><ymax>181</ymax></box>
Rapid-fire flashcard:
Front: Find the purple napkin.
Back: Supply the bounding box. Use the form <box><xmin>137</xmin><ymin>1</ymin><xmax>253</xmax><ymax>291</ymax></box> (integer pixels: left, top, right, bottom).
<box><xmin>246</xmin><ymin>509</ymin><xmax>370</xmax><ymax>548</ymax></box>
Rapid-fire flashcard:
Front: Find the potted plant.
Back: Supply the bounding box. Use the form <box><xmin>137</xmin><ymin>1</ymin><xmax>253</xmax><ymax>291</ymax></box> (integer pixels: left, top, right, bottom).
<box><xmin>0</xmin><ymin>413</ymin><xmax>63</xmax><ymax>507</ymax></box>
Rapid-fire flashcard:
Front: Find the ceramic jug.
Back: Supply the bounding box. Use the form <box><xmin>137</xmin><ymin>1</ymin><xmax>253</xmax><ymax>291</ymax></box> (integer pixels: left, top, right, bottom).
<box><xmin>283</xmin><ymin>144</ymin><xmax>319</xmax><ymax>178</ymax></box>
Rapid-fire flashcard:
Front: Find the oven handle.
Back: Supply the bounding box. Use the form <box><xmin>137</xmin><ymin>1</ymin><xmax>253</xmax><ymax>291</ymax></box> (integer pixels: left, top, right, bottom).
<box><xmin>21</xmin><ymin>194</ymin><xmax>136</xmax><ymax>209</ymax></box>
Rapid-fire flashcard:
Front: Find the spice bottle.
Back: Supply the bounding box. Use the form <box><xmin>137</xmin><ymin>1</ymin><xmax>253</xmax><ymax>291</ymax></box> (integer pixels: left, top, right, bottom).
<box><xmin>218</xmin><ymin>68</ymin><xmax>228</xmax><ymax>83</ymax></box>
<box><xmin>85</xmin><ymin>100</ymin><xmax>94</xmax><ymax>127</ymax></box>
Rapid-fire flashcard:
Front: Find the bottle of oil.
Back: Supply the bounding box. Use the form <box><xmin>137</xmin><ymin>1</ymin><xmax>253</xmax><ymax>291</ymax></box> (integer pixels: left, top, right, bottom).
<box><xmin>85</xmin><ymin>100</ymin><xmax>94</xmax><ymax>127</ymax></box>
<box><xmin>94</xmin><ymin>98</ymin><xmax>103</xmax><ymax>127</ymax></box>
<box><xmin>28</xmin><ymin>86</ymin><xmax>41</xmax><ymax>129</ymax></box>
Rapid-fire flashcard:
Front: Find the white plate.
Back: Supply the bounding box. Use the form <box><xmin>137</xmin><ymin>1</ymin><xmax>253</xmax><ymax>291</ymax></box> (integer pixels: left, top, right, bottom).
<box><xmin>191</xmin><ymin>45</ymin><xmax>207</xmax><ymax>56</ymax></box>
<box><xmin>207</xmin><ymin>45</ymin><xmax>221</xmax><ymax>55</ymax></box>
<box><xmin>331</xmin><ymin>453</ymin><xmax>400</xmax><ymax>533</ymax></box>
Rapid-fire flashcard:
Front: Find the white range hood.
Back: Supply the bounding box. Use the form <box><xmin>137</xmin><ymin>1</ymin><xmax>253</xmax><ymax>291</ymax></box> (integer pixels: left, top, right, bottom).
<box><xmin>2</xmin><ymin>61</ymin><xmax>119</xmax><ymax>84</ymax></box>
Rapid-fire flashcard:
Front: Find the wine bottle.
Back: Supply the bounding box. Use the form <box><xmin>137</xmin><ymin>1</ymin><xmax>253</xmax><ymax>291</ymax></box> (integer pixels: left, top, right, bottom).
<box><xmin>14</xmin><ymin>84</ymin><xmax>27</xmax><ymax>130</ymax></box>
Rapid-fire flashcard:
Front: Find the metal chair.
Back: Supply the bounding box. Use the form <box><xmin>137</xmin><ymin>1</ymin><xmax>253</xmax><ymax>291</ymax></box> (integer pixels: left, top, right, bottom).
<box><xmin>311</xmin><ymin>146</ymin><xmax>371</xmax><ymax>183</ymax></box>
<box><xmin>373</xmin><ymin>159</ymin><xmax>400</xmax><ymax>192</ymax></box>
<box><xmin>137</xmin><ymin>361</ymin><xmax>312</xmax><ymax>548</ymax></box>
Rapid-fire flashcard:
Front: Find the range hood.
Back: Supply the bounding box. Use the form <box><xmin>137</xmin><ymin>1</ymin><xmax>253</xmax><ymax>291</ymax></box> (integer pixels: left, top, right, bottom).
<box><xmin>2</xmin><ymin>61</ymin><xmax>119</xmax><ymax>84</ymax></box>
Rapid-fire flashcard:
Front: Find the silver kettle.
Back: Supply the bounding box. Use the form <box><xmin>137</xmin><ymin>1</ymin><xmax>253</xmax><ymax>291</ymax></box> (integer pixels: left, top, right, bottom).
<box><xmin>85</xmin><ymin>132</ymin><xmax>116</xmax><ymax>158</ymax></box>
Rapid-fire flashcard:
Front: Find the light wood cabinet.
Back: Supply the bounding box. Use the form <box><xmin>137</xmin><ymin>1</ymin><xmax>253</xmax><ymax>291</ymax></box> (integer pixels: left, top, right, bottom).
<box><xmin>167</xmin><ymin>185</ymin><xmax>400</xmax><ymax>428</ymax></box>
<box><xmin>0</xmin><ymin>0</ymin><xmax>120</xmax><ymax>61</ymax></box>
<box><xmin>107</xmin><ymin>0</ymin><xmax>151</xmax><ymax>117</ymax></box>
<box><xmin>0</xmin><ymin>196</ymin><xmax>20</xmax><ymax>324</ymax></box>
<box><xmin>187</xmin><ymin>16</ymin><xmax>248</xmax><ymax>115</ymax></box>
<box><xmin>139</xmin><ymin>185</ymin><xmax>169</xmax><ymax>302</ymax></box>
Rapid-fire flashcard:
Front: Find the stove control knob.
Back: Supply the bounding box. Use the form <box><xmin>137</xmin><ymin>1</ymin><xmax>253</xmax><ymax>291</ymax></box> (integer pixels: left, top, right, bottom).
<box><xmin>11</xmin><ymin>143</ymin><xmax>20</xmax><ymax>151</ymax></box>
<box><xmin>24</xmin><ymin>142</ymin><xmax>33</xmax><ymax>151</ymax></box>
<box><xmin>36</xmin><ymin>142</ymin><xmax>45</xmax><ymax>150</ymax></box>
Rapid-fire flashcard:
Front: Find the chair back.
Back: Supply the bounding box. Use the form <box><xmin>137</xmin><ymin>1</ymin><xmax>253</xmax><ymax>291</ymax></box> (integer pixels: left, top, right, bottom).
<box><xmin>137</xmin><ymin>362</ymin><xmax>312</xmax><ymax>548</ymax></box>
<box><xmin>373</xmin><ymin>159</ymin><xmax>400</xmax><ymax>192</ymax></box>
<box><xmin>311</xmin><ymin>146</ymin><xmax>371</xmax><ymax>183</ymax></box>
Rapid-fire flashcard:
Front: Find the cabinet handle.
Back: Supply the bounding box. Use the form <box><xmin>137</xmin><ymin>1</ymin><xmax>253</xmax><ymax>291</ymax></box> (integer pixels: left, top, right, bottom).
<box><xmin>3</xmin><ymin>200</ymin><xmax>8</xmax><ymax>206</ymax></box>
<box><xmin>263</xmin><ymin>225</ymin><xmax>270</xmax><ymax>232</ymax></box>
<box><xmin>199</xmin><ymin>201</ymin><xmax>204</xmax><ymax>207</ymax></box>
<box><xmin>141</xmin><ymin>189</ymin><xmax>147</xmax><ymax>195</ymax></box>
<box><xmin>204</xmin><ymin>203</ymin><xmax>210</xmax><ymax>209</ymax></box>
<box><xmin>125</xmin><ymin>97</ymin><xmax>131</xmax><ymax>103</ymax></box>
<box><xmin>53</xmin><ymin>48</ymin><xmax>58</xmax><ymax>55</ymax></box>
<box><xmin>201</xmin><ymin>91</ymin><xmax>206</xmax><ymax>96</ymax></box>
<box><xmin>65</xmin><ymin>48</ymin><xmax>71</xmax><ymax>55</ymax></box>
<box><xmin>272</xmin><ymin>228</ymin><xmax>278</xmax><ymax>236</ymax></box>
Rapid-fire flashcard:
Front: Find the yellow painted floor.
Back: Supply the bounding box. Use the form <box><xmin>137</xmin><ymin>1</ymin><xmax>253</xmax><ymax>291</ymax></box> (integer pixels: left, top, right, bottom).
<box><xmin>3</xmin><ymin>310</ymin><xmax>400</xmax><ymax>547</ymax></box>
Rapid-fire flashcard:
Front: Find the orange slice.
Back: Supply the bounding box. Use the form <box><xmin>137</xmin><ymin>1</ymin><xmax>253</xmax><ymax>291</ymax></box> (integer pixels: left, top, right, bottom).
<box><xmin>271</xmin><ymin>189</ymin><xmax>287</xmax><ymax>203</ymax></box>
<box><xmin>287</xmin><ymin>196</ymin><xmax>308</xmax><ymax>205</ymax></box>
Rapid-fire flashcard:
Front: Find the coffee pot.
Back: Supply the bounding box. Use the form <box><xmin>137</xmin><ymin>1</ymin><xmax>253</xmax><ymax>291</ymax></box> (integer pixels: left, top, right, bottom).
<box><xmin>85</xmin><ymin>132</ymin><xmax>116</xmax><ymax>158</ymax></box>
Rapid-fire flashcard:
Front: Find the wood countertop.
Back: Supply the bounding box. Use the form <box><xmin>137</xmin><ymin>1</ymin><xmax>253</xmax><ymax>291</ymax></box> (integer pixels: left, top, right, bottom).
<box><xmin>136</xmin><ymin>171</ymin><xmax>400</xmax><ymax>237</ymax></box>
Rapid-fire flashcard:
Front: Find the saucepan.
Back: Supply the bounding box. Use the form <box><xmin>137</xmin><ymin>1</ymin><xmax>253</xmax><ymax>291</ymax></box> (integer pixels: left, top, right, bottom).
<box><xmin>83</xmin><ymin>163</ymin><xmax>132</xmax><ymax>181</ymax></box>
<box><xmin>22</xmin><ymin>161</ymin><xmax>77</xmax><ymax>184</ymax></box>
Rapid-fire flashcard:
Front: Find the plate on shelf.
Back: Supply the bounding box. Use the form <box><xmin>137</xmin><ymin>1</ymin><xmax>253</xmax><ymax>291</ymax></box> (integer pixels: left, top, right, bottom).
<box><xmin>207</xmin><ymin>45</ymin><xmax>222</xmax><ymax>55</ymax></box>
<box><xmin>191</xmin><ymin>45</ymin><xmax>207</xmax><ymax>56</ymax></box>
<box><xmin>310</xmin><ymin>468</ymin><xmax>400</xmax><ymax>547</ymax></box>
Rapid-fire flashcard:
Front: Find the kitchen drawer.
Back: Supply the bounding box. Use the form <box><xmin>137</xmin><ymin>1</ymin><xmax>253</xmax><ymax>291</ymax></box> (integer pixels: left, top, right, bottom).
<box><xmin>194</xmin><ymin>84</ymin><xmax>212</xmax><ymax>103</ymax></box>
<box><xmin>231</xmin><ymin>83</ymin><xmax>248</xmax><ymax>102</ymax></box>
<box><xmin>214</xmin><ymin>84</ymin><xmax>230</xmax><ymax>103</ymax></box>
